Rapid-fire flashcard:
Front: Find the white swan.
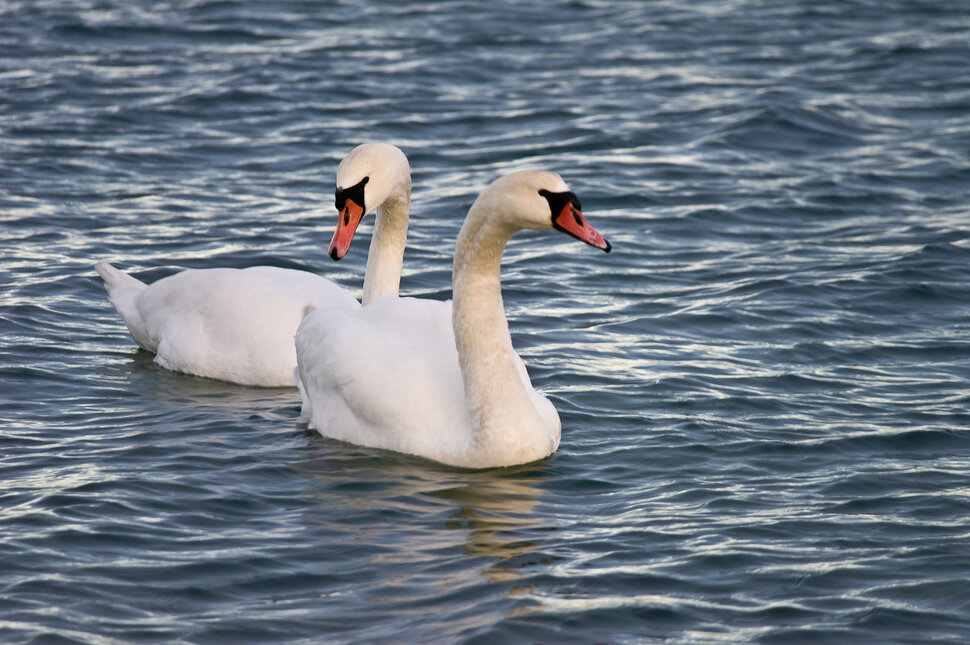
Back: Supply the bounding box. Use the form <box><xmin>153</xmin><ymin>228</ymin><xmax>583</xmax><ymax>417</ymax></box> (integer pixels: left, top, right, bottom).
<box><xmin>295</xmin><ymin>170</ymin><xmax>611</xmax><ymax>468</ymax></box>
<box><xmin>95</xmin><ymin>143</ymin><xmax>412</xmax><ymax>387</ymax></box>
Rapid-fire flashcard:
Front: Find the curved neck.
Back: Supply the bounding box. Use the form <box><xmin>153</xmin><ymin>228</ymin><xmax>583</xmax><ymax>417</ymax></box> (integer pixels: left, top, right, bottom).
<box><xmin>452</xmin><ymin>213</ymin><xmax>545</xmax><ymax>463</ymax></box>
<box><xmin>361</xmin><ymin>189</ymin><xmax>410</xmax><ymax>306</ymax></box>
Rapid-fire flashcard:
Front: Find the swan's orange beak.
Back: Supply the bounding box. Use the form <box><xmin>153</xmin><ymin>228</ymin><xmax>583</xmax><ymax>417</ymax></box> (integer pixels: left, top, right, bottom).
<box><xmin>553</xmin><ymin>202</ymin><xmax>612</xmax><ymax>252</ymax></box>
<box><xmin>329</xmin><ymin>198</ymin><xmax>365</xmax><ymax>261</ymax></box>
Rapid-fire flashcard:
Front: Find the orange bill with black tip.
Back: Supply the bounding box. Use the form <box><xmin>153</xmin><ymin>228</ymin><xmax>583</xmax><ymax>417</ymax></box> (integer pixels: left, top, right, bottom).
<box><xmin>329</xmin><ymin>176</ymin><xmax>369</xmax><ymax>261</ymax></box>
<box><xmin>329</xmin><ymin>198</ymin><xmax>365</xmax><ymax>260</ymax></box>
<box><xmin>541</xmin><ymin>189</ymin><xmax>611</xmax><ymax>252</ymax></box>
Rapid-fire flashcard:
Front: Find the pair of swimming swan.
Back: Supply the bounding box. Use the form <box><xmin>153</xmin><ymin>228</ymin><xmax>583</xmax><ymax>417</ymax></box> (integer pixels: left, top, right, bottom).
<box><xmin>96</xmin><ymin>143</ymin><xmax>611</xmax><ymax>468</ymax></box>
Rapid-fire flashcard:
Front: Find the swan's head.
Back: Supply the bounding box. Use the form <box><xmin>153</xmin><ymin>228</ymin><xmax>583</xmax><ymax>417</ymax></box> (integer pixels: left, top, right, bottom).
<box><xmin>475</xmin><ymin>170</ymin><xmax>611</xmax><ymax>252</ymax></box>
<box><xmin>330</xmin><ymin>143</ymin><xmax>411</xmax><ymax>260</ymax></box>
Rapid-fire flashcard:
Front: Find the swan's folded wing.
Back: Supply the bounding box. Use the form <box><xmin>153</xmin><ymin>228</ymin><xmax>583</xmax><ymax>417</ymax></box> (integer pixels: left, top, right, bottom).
<box><xmin>295</xmin><ymin>296</ymin><xmax>473</xmax><ymax>458</ymax></box>
<box><xmin>137</xmin><ymin>267</ymin><xmax>358</xmax><ymax>386</ymax></box>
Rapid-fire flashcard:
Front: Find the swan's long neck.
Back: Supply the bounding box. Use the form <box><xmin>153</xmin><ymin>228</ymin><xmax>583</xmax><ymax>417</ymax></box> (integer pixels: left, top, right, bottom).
<box><xmin>452</xmin><ymin>210</ymin><xmax>548</xmax><ymax>465</ymax></box>
<box><xmin>361</xmin><ymin>189</ymin><xmax>410</xmax><ymax>306</ymax></box>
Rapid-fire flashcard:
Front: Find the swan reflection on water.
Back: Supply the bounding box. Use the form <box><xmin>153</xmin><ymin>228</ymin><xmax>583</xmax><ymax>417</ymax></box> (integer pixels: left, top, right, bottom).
<box><xmin>432</xmin><ymin>471</ymin><xmax>552</xmax><ymax>585</ymax></box>
<box><xmin>100</xmin><ymin>347</ymin><xmax>301</xmax><ymax>416</ymax></box>
<box><xmin>101</xmin><ymin>346</ymin><xmax>556</xmax><ymax>622</ymax></box>
<box><xmin>294</xmin><ymin>444</ymin><xmax>553</xmax><ymax>604</ymax></box>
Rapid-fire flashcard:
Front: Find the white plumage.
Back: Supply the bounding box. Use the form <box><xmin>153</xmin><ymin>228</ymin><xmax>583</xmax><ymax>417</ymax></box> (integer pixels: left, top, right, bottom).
<box><xmin>95</xmin><ymin>143</ymin><xmax>412</xmax><ymax>387</ymax></box>
<box><xmin>296</xmin><ymin>170</ymin><xmax>610</xmax><ymax>468</ymax></box>
<box><xmin>96</xmin><ymin>264</ymin><xmax>357</xmax><ymax>386</ymax></box>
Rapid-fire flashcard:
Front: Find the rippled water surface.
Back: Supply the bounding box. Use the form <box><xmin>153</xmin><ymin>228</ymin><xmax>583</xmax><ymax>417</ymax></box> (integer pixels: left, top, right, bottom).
<box><xmin>3</xmin><ymin>1</ymin><xmax>970</xmax><ymax>642</ymax></box>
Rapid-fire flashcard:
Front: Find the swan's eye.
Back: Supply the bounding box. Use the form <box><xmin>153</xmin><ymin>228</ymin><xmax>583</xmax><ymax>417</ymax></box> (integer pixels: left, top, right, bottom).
<box><xmin>538</xmin><ymin>189</ymin><xmax>581</xmax><ymax>216</ymax></box>
<box><xmin>335</xmin><ymin>176</ymin><xmax>370</xmax><ymax>211</ymax></box>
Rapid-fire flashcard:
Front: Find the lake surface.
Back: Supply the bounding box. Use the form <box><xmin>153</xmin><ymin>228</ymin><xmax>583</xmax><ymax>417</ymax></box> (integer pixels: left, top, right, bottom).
<box><xmin>2</xmin><ymin>1</ymin><xmax>970</xmax><ymax>642</ymax></box>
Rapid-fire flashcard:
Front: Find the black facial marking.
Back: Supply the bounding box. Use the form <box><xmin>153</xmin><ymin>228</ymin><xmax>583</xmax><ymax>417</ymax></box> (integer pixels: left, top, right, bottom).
<box><xmin>335</xmin><ymin>176</ymin><xmax>369</xmax><ymax>212</ymax></box>
<box><xmin>539</xmin><ymin>189</ymin><xmax>582</xmax><ymax>229</ymax></box>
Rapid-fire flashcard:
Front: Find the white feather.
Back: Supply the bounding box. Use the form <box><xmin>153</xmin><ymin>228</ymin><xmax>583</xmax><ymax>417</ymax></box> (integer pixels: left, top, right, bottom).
<box><xmin>296</xmin><ymin>170</ymin><xmax>608</xmax><ymax>468</ymax></box>
<box><xmin>95</xmin><ymin>143</ymin><xmax>412</xmax><ymax>387</ymax></box>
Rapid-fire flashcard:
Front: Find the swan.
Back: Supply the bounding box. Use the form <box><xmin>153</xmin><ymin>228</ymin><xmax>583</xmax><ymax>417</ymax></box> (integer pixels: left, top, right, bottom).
<box><xmin>95</xmin><ymin>143</ymin><xmax>412</xmax><ymax>387</ymax></box>
<box><xmin>295</xmin><ymin>169</ymin><xmax>611</xmax><ymax>468</ymax></box>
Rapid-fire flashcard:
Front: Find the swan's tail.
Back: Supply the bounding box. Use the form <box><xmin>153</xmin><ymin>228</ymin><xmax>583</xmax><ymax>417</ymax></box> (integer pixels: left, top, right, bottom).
<box><xmin>94</xmin><ymin>261</ymin><xmax>153</xmax><ymax>351</ymax></box>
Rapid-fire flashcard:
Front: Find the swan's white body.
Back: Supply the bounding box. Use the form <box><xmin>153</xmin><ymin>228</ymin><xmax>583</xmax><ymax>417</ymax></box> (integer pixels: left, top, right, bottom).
<box><xmin>95</xmin><ymin>264</ymin><xmax>358</xmax><ymax>386</ymax></box>
<box><xmin>95</xmin><ymin>143</ymin><xmax>412</xmax><ymax>387</ymax></box>
<box><xmin>296</xmin><ymin>295</ymin><xmax>561</xmax><ymax>467</ymax></box>
<box><xmin>296</xmin><ymin>170</ymin><xmax>610</xmax><ymax>468</ymax></box>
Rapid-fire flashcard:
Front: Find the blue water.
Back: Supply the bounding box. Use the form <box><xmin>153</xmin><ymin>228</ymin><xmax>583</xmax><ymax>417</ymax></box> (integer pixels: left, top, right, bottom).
<box><xmin>2</xmin><ymin>0</ymin><xmax>970</xmax><ymax>642</ymax></box>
